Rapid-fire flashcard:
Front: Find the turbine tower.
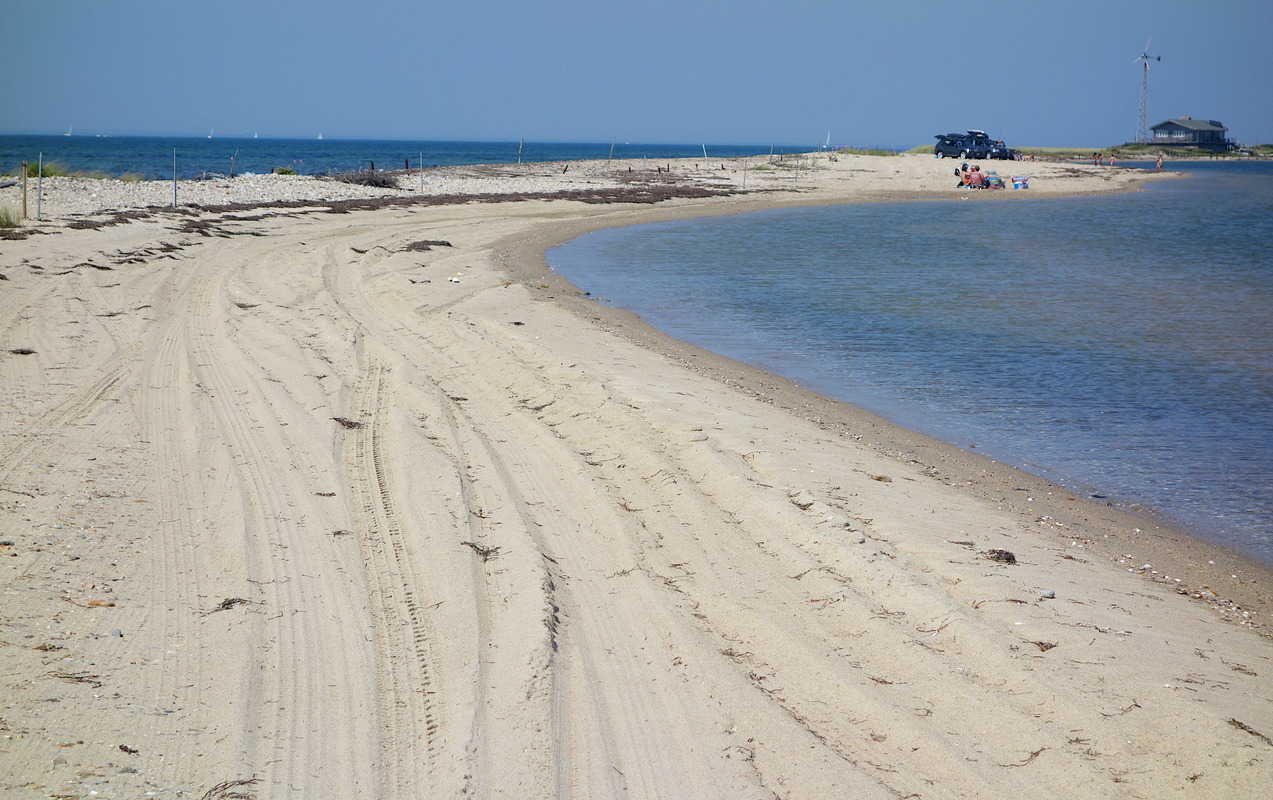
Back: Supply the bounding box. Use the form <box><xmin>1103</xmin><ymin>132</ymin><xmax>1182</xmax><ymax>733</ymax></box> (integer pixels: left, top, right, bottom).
<box><xmin>1135</xmin><ymin>39</ymin><xmax>1161</xmax><ymax>144</ymax></box>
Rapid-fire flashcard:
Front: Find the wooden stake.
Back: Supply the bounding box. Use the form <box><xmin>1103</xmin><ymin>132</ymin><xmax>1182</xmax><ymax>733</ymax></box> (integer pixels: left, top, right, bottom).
<box><xmin>21</xmin><ymin>161</ymin><xmax>28</xmax><ymax>219</ymax></box>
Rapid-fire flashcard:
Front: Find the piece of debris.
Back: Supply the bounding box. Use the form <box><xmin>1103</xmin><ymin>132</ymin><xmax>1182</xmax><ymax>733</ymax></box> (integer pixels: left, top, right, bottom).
<box><xmin>868</xmin><ymin>474</ymin><xmax>892</xmax><ymax>483</ymax></box>
<box><xmin>203</xmin><ymin>597</ymin><xmax>251</xmax><ymax>616</ymax></box>
<box><xmin>200</xmin><ymin>776</ymin><xmax>261</xmax><ymax>800</ymax></box>
<box><xmin>119</xmin><ymin>744</ymin><xmax>139</xmax><ymax>755</ymax></box>
<box><xmin>50</xmin><ymin>671</ymin><xmax>102</xmax><ymax>688</ymax></box>
<box><xmin>332</xmin><ymin>417</ymin><xmax>363</xmax><ymax>429</ymax></box>
<box><xmin>985</xmin><ymin>549</ymin><xmax>1017</xmax><ymax>564</ymax></box>
<box><xmin>8</xmin><ymin>348</ymin><xmax>36</xmax><ymax>355</ymax></box>
<box><xmin>402</xmin><ymin>239</ymin><xmax>453</xmax><ymax>252</ymax></box>
<box><xmin>462</xmin><ymin>541</ymin><xmax>501</xmax><ymax>562</ymax></box>
<box><xmin>1228</xmin><ymin>718</ymin><xmax>1273</xmax><ymax>747</ymax></box>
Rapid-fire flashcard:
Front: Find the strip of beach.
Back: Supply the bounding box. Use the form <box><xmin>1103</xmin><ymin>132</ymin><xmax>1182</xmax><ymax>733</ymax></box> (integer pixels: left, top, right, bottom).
<box><xmin>2</xmin><ymin>152</ymin><xmax>1270</xmax><ymax>799</ymax></box>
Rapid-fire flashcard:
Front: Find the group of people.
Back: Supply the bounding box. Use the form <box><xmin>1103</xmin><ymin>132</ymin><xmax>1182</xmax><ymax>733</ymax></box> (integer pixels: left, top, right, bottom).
<box><xmin>1092</xmin><ymin>152</ymin><xmax>1165</xmax><ymax>170</ymax></box>
<box><xmin>955</xmin><ymin>163</ymin><xmax>997</xmax><ymax>189</ymax></box>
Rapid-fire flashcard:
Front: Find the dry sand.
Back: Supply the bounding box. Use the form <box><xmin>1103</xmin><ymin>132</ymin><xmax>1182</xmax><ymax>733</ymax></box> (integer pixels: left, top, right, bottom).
<box><xmin>2</xmin><ymin>153</ymin><xmax>1270</xmax><ymax>799</ymax></box>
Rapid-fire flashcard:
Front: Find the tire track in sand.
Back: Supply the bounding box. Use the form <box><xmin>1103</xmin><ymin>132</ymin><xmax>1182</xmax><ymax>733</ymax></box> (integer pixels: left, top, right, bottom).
<box><xmin>342</xmin><ymin>356</ymin><xmax>442</xmax><ymax>795</ymax></box>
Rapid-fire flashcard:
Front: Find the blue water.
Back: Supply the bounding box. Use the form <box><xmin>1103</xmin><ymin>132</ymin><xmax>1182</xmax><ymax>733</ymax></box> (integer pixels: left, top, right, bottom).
<box><xmin>0</xmin><ymin>135</ymin><xmax>802</xmax><ymax>181</ymax></box>
<box><xmin>549</xmin><ymin>161</ymin><xmax>1273</xmax><ymax>565</ymax></box>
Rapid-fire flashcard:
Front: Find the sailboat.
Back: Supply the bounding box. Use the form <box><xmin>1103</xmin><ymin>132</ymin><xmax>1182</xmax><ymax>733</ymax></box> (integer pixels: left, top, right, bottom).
<box><xmin>318</xmin><ymin>132</ymin><xmax>323</xmax><ymax>140</ymax></box>
<box><xmin>208</xmin><ymin>128</ymin><xmax>214</xmax><ymax>138</ymax></box>
<box><xmin>65</xmin><ymin>125</ymin><xmax>73</xmax><ymax>136</ymax></box>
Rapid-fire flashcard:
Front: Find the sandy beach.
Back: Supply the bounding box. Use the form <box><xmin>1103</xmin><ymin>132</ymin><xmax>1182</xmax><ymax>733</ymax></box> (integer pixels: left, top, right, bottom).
<box><xmin>2</xmin><ymin>152</ymin><xmax>1270</xmax><ymax>799</ymax></box>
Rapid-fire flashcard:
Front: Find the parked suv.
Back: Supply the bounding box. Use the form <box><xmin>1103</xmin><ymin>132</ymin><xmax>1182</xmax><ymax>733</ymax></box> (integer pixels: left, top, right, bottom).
<box><xmin>966</xmin><ymin>131</ymin><xmax>1016</xmax><ymax>160</ymax></box>
<box><xmin>933</xmin><ymin>133</ymin><xmax>970</xmax><ymax>158</ymax></box>
<box><xmin>934</xmin><ymin>130</ymin><xmax>1014</xmax><ymax>160</ymax></box>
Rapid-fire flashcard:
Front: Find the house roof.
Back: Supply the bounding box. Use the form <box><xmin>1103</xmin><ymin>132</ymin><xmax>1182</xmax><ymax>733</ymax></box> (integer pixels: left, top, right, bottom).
<box><xmin>1151</xmin><ymin>116</ymin><xmax>1228</xmax><ymax>132</ymax></box>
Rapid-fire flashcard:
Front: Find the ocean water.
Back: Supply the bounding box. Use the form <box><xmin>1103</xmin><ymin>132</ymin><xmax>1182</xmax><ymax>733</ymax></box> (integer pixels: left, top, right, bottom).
<box><xmin>548</xmin><ymin>161</ymin><xmax>1273</xmax><ymax>565</ymax></box>
<box><xmin>0</xmin><ymin>135</ymin><xmax>804</xmax><ymax>181</ymax></box>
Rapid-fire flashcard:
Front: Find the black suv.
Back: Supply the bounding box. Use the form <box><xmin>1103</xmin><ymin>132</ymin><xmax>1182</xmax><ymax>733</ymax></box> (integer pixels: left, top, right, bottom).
<box><xmin>934</xmin><ymin>130</ymin><xmax>1014</xmax><ymax>160</ymax></box>
<box><xmin>933</xmin><ymin>132</ymin><xmax>970</xmax><ymax>158</ymax></box>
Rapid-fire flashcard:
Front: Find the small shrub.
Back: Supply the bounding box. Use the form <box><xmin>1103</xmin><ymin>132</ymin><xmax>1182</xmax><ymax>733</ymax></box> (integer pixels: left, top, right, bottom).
<box><xmin>119</xmin><ymin>172</ymin><xmax>146</xmax><ymax>183</ymax></box>
<box><xmin>0</xmin><ymin>205</ymin><xmax>20</xmax><ymax>228</ymax></box>
<box><xmin>25</xmin><ymin>160</ymin><xmax>71</xmax><ymax>177</ymax></box>
<box><xmin>274</xmin><ymin>166</ymin><xmax>298</xmax><ymax>175</ymax></box>
<box><xmin>332</xmin><ymin>169</ymin><xmax>399</xmax><ymax>189</ymax></box>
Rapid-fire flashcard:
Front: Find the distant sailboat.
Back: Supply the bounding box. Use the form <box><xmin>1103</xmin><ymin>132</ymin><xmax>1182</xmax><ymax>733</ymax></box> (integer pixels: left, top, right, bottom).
<box><xmin>318</xmin><ymin>132</ymin><xmax>323</xmax><ymax>140</ymax></box>
<box><xmin>208</xmin><ymin>128</ymin><xmax>213</xmax><ymax>138</ymax></box>
<box><xmin>65</xmin><ymin>125</ymin><xmax>73</xmax><ymax>136</ymax></box>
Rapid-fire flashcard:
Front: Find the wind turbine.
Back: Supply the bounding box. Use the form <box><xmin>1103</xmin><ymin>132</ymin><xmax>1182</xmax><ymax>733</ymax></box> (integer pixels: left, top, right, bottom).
<box><xmin>1135</xmin><ymin>38</ymin><xmax>1161</xmax><ymax>144</ymax></box>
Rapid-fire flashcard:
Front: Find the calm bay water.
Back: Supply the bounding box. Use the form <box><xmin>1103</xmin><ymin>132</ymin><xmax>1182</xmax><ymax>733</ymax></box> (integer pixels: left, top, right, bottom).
<box><xmin>549</xmin><ymin>161</ymin><xmax>1273</xmax><ymax>565</ymax></box>
<box><xmin>0</xmin><ymin>135</ymin><xmax>800</xmax><ymax>180</ymax></box>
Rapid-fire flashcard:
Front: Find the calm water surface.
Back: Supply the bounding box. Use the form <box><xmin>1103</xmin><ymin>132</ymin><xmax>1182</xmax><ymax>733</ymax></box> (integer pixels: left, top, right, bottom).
<box><xmin>549</xmin><ymin>161</ymin><xmax>1273</xmax><ymax>565</ymax></box>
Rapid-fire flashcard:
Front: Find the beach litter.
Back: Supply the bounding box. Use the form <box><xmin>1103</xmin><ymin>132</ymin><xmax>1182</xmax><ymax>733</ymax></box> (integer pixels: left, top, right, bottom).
<box><xmin>985</xmin><ymin>549</ymin><xmax>1017</xmax><ymax>564</ymax></box>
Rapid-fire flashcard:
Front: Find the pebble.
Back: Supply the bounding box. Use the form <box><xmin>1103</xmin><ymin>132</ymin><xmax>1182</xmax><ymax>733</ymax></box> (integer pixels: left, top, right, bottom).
<box><xmin>0</xmin><ymin>167</ymin><xmax>638</xmax><ymax>222</ymax></box>
<box><xmin>1039</xmin><ymin>590</ymin><xmax>1056</xmax><ymax>599</ymax></box>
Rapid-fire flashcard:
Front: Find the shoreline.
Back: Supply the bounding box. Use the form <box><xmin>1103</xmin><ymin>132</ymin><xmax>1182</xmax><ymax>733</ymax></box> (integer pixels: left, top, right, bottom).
<box><xmin>3</xmin><ymin>153</ymin><xmax>1269</xmax><ymax>798</ymax></box>
<box><xmin>493</xmin><ymin>184</ymin><xmax>1273</xmax><ymax>622</ymax></box>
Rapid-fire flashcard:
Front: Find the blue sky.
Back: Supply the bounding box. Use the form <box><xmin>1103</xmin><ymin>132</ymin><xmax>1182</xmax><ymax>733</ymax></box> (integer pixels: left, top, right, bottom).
<box><xmin>3</xmin><ymin>0</ymin><xmax>1270</xmax><ymax>147</ymax></box>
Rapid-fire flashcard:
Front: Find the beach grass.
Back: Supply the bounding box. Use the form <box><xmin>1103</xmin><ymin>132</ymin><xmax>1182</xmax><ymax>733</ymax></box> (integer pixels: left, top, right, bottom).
<box><xmin>835</xmin><ymin>147</ymin><xmax>901</xmax><ymax>157</ymax></box>
<box><xmin>9</xmin><ymin>161</ymin><xmax>140</xmax><ymax>180</ymax></box>
<box><xmin>0</xmin><ymin>205</ymin><xmax>20</xmax><ymax>228</ymax></box>
<box><xmin>15</xmin><ymin>160</ymin><xmax>71</xmax><ymax>177</ymax></box>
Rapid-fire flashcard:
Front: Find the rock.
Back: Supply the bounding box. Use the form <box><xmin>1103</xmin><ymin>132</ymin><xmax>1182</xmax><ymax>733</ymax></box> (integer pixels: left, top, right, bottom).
<box><xmin>1039</xmin><ymin>590</ymin><xmax>1056</xmax><ymax>599</ymax></box>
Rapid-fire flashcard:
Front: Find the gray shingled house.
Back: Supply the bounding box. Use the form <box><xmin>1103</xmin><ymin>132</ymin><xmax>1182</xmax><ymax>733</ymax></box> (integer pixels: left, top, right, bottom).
<box><xmin>1149</xmin><ymin>116</ymin><xmax>1232</xmax><ymax>149</ymax></box>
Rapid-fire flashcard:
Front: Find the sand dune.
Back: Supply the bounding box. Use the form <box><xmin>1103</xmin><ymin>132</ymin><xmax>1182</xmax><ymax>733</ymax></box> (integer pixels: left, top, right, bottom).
<box><xmin>2</xmin><ymin>155</ymin><xmax>1270</xmax><ymax>798</ymax></box>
